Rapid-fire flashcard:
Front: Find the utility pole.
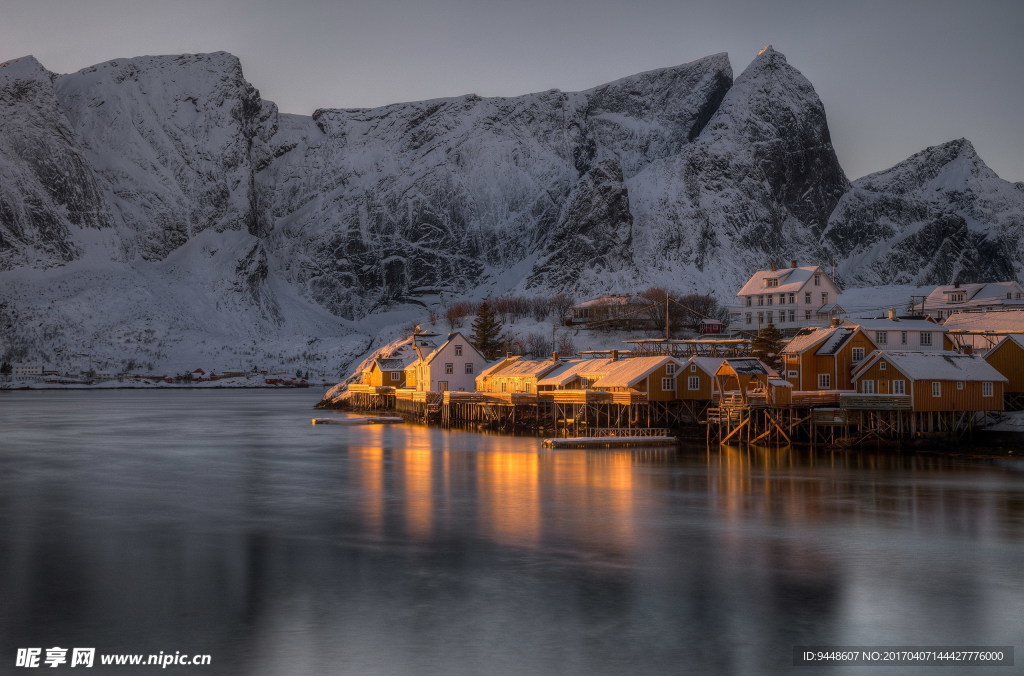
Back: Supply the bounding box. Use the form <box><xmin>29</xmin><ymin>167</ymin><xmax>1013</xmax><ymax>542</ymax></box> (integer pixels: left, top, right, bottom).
<box><xmin>665</xmin><ymin>295</ymin><xmax>670</xmax><ymax>341</ymax></box>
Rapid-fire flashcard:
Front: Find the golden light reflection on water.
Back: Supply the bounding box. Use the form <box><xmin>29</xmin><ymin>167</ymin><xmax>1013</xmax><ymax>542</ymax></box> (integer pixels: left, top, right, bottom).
<box><xmin>344</xmin><ymin>423</ymin><xmax>677</xmax><ymax>551</ymax></box>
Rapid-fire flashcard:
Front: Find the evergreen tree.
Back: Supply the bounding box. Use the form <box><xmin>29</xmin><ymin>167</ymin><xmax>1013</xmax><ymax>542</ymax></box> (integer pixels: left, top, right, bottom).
<box><xmin>470</xmin><ymin>301</ymin><xmax>504</xmax><ymax>359</ymax></box>
<box><xmin>751</xmin><ymin>324</ymin><xmax>785</xmax><ymax>371</ymax></box>
<box><xmin>0</xmin><ymin>361</ymin><xmax>11</xmax><ymax>375</ymax></box>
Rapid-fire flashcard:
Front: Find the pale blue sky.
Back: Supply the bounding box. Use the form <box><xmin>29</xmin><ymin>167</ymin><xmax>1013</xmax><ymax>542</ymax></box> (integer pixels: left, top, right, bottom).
<box><xmin>2</xmin><ymin>0</ymin><xmax>1021</xmax><ymax>182</ymax></box>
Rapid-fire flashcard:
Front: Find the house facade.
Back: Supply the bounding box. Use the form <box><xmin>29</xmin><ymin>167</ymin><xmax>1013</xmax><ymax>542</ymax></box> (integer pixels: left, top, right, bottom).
<box><xmin>851</xmin><ymin>351</ymin><xmax>1006</xmax><ymax>411</ymax></box>
<box><xmin>678</xmin><ymin>357</ymin><xmax>724</xmax><ymax>400</ymax></box>
<box><xmin>844</xmin><ymin>316</ymin><xmax>950</xmax><ymax>352</ymax></box>
<box><xmin>781</xmin><ymin>325</ymin><xmax>878</xmax><ymax>391</ymax></box>
<box><xmin>411</xmin><ymin>332</ymin><xmax>489</xmax><ymax>392</ymax></box>
<box><xmin>588</xmin><ymin>356</ymin><xmax>684</xmax><ymax>402</ymax></box>
<box><xmin>728</xmin><ymin>263</ymin><xmax>844</xmax><ymax>335</ymax></box>
<box><xmin>921</xmin><ymin>281</ymin><xmax>1024</xmax><ymax>320</ymax></box>
<box><xmin>983</xmin><ymin>335</ymin><xmax>1024</xmax><ymax>408</ymax></box>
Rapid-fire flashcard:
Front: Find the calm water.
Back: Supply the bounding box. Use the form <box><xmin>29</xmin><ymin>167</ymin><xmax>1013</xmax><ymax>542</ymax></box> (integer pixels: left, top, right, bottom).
<box><xmin>0</xmin><ymin>389</ymin><xmax>1022</xmax><ymax>675</ymax></box>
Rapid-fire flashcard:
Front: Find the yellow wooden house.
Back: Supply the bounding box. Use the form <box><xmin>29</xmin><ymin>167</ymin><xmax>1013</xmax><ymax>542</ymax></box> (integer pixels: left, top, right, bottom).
<box><xmin>850</xmin><ymin>351</ymin><xmax>1006</xmax><ymax>412</ymax></box>
<box><xmin>677</xmin><ymin>357</ymin><xmax>724</xmax><ymax>400</ymax></box>
<box><xmin>587</xmin><ymin>356</ymin><xmax>684</xmax><ymax>402</ymax></box>
<box><xmin>982</xmin><ymin>334</ymin><xmax>1024</xmax><ymax>409</ymax></box>
<box><xmin>781</xmin><ymin>325</ymin><xmax>878</xmax><ymax>392</ymax></box>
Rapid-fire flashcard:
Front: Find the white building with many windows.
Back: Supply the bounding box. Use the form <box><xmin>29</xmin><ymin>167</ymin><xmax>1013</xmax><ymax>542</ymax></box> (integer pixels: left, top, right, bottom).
<box><xmin>728</xmin><ymin>263</ymin><xmax>844</xmax><ymax>335</ymax></box>
<box><xmin>410</xmin><ymin>332</ymin><xmax>489</xmax><ymax>392</ymax></box>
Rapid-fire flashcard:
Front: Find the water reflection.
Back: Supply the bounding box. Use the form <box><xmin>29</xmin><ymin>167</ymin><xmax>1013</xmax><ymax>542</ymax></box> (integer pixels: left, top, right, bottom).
<box><xmin>0</xmin><ymin>392</ymin><xmax>1022</xmax><ymax>675</ymax></box>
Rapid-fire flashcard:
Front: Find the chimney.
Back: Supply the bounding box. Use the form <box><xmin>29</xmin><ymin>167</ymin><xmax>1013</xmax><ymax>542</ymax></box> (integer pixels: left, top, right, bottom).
<box><xmin>551</xmin><ymin>351</ymin><xmax>558</xmax><ymax>362</ymax></box>
<box><xmin>831</xmin><ymin>317</ymin><xmax>841</xmax><ymax>327</ymax></box>
<box><xmin>954</xmin><ymin>281</ymin><xmax>960</xmax><ymax>288</ymax></box>
<box><xmin>887</xmin><ymin>307</ymin><xmax>896</xmax><ymax>320</ymax></box>
<box><xmin>611</xmin><ymin>349</ymin><xmax>619</xmax><ymax>362</ymax></box>
<box><xmin>790</xmin><ymin>259</ymin><xmax>798</xmax><ymax>269</ymax></box>
<box><xmin>770</xmin><ymin>262</ymin><xmax>778</xmax><ymax>271</ymax></box>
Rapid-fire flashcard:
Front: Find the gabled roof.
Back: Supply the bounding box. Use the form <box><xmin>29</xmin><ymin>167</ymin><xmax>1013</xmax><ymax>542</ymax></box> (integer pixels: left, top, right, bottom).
<box><xmin>536</xmin><ymin>358</ymin><xmax>613</xmax><ymax>386</ymax></box>
<box><xmin>375</xmin><ymin>355</ymin><xmax>418</xmax><ymax>371</ymax></box>
<box><xmin>687</xmin><ymin>357</ymin><xmax>725</xmax><ymax>377</ymax></box>
<box><xmin>421</xmin><ymin>332</ymin><xmax>486</xmax><ymax>364</ymax></box>
<box><xmin>852</xmin><ymin>350</ymin><xmax>1008</xmax><ymax>382</ymax></box>
<box><xmin>590</xmin><ymin>357</ymin><xmax>681</xmax><ymax>389</ymax></box>
<box><xmin>942</xmin><ymin>310</ymin><xmax>1024</xmax><ymax>332</ymax></box>
<box><xmin>850</xmin><ymin>317</ymin><xmax>942</xmax><ymax>332</ymax></box>
<box><xmin>815</xmin><ymin>328</ymin><xmax>858</xmax><ymax>355</ymax></box>
<box><xmin>783</xmin><ymin>327</ymin><xmax>832</xmax><ymax>354</ymax></box>
<box><xmin>487</xmin><ymin>358</ymin><xmax>561</xmax><ymax>379</ymax></box>
<box><xmin>719</xmin><ymin>358</ymin><xmax>775</xmax><ymax>376</ymax></box>
<box><xmin>477</xmin><ymin>356</ymin><xmax>520</xmax><ymax>378</ymax></box>
<box><xmin>987</xmin><ymin>334</ymin><xmax>1024</xmax><ymax>356</ymax></box>
<box><xmin>737</xmin><ymin>265</ymin><xmax>829</xmax><ymax>296</ymax></box>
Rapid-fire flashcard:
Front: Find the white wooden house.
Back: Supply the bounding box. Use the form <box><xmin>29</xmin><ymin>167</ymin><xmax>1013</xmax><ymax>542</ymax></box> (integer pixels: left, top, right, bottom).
<box><xmin>921</xmin><ymin>281</ymin><xmax>1024</xmax><ymax>320</ymax></box>
<box><xmin>728</xmin><ymin>262</ymin><xmax>844</xmax><ymax>334</ymax></box>
<box><xmin>410</xmin><ymin>332</ymin><xmax>489</xmax><ymax>393</ymax></box>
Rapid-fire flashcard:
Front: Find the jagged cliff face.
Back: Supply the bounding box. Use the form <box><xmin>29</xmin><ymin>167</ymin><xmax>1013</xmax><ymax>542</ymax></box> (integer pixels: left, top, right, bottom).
<box><xmin>0</xmin><ymin>48</ymin><xmax>1022</xmax><ymax>370</ymax></box>
<box><xmin>826</xmin><ymin>138</ymin><xmax>1024</xmax><ymax>286</ymax></box>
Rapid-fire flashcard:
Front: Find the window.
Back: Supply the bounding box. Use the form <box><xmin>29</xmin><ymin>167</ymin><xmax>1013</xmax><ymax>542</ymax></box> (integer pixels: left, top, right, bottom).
<box><xmin>920</xmin><ymin>332</ymin><xmax>932</xmax><ymax>346</ymax></box>
<box><xmin>767</xmin><ymin>278</ymin><xmax>779</xmax><ymax>287</ymax></box>
<box><xmin>875</xmin><ymin>331</ymin><xmax>888</xmax><ymax>345</ymax></box>
<box><xmin>662</xmin><ymin>377</ymin><xmax>674</xmax><ymax>391</ymax></box>
<box><xmin>690</xmin><ymin>364</ymin><xmax>697</xmax><ymax>373</ymax></box>
<box><xmin>767</xmin><ymin>312</ymin><xmax>774</xmax><ymax>324</ymax></box>
<box><xmin>390</xmin><ymin>372</ymin><xmax>401</xmax><ymax>381</ymax></box>
<box><xmin>1006</xmin><ymin>292</ymin><xmax>1012</xmax><ymax>300</ymax></box>
<box><xmin>746</xmin><ymin>297</ymin><xmax>752</xmax><ymax>307</ymax></box>
<box><xmin>578</xmin><ymin>378</ymin><xmax>590</xmax><ymax>389</ymax></box>
<box><xmin>821</xmin><ymin>292</ymin><xmax>829</xmax><ymax>305</ymax></box>
<box><xmin>950</xmin><ymin>292</ymin><xmax>965</xmax><ymax>303</ymax></box>
<box><xmin>788</xmin><ymin>293</ymin><xmax>795</xmax><ymax>304</ymax></box>
<box><xmin>880</xmin><ymin>361</ymin><xmax>887</xmax><ymax>371</ymax></box>
<box><xmin>932</xmin><ymin>381</ymin><xmax>941</xmax><ymax>397</ymax></box>
<box><xmin>983</xmin><ymin>382</ymin><xmax>994</xmax><ymax>397</ymax></box>
<box><xmin>901</xmin><ymin>331</ymin><xmax>908</xmax><ymax>345</ymax></box>
<box><xmin>454</xmin><ymin>344</ymin><xmax>463</xmax><ymax>356</ymax></box>
<box><xmin>788</xmin><ymin>310</ymin><xmax>796</xmax><ymax>322</ymax></box>
<box><xmin>804</xmin><ymin>310</ymin><xmax>811</xmax><ymax>320</ymax></box>
<box><xmin>688</xmin><ymin>376</ymin><xmax>700</xmax><ymax>390</ymax></box>
<box><xmin>956</xmin><ymin>381</ymin><xmax>964</xmax><ymax>390</ymax></box>
<box><xmin>861</xmin><ymin>380</ymin><xmax>875</xmax><ymax>394</ymax></box>
<box><xmin>758</xmin><ymin>312</ymin><xmax>764</xmax><ymax>324</ymax></box>
<box><xmin>814</xmin><ymin>274</ymin><xmax>821</xmax><ymax>286</ymax></box>
<box><xmin>787</xmin><ymin>370</ymin><xmax>798</xmax><ymax>379</ymax></box>
<box><xmin>892</xmin><ymin>379</ymin><xmax>906</xmax><ymax>395</ymax></box>
<box><xmin>778</xmin><ymin>294</ymin><xmax>785</xmax><ymax>305</ymax></box>
<box><xmin>758</xmin><ymin>295</ymin><xmax>764</xmax><ymax>306</ymax></box>
<box><xmin>804</xmin><ymin>292</ymin><xmax>811</xmax><ymax>304</ymax></box>
<box><xmin>501</xmin><ymin>381</ymin><xmax>507</xmax><ymax>392</ymax></box>
<box><xmin>666</xmin><ymin>363</ymin><xmax>676</xmax><ymax>375</ymax></box>
<box><xmin>745</xmin><ymin>313</ymin><xmax>752</xmax><ymax>325</ymax></box>
<box><xmin>767</xmin><ymin>295</ymin><xmax>773</xmax><ymax>306</ymax></box>
<box><xmin>852</xmin><ymin>347</ymin><xmax>864</xmax><ymax>362</ymax></box>
<box><xmin>818</xmin><ymin>373</ymin><xmax>831</xmax><ymax>389</ymax></box>
<box><xmin>445</xmin><ymin>363</ymin><xmax>454</xmax><ymax>374</ymax></box>
<box><xmin>465</xmin><ymin>363</ymin><xmax>474</xmax><ymax>374</ymax></box>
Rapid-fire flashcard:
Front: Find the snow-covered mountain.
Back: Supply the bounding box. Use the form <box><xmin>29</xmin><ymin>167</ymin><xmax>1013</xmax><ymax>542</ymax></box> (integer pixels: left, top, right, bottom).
<box><xmin>1</xmin><ymin>48</ymin><xmax>1021</xmax><ymax>374</ymax></box>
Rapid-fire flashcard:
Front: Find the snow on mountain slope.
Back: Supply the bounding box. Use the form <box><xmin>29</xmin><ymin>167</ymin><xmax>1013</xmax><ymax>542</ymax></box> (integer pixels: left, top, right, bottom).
<box><xmin>55</xmin><ymin>52</ymin><xmax>278</xmax><ymax>261</ymax></box>
<box><xmin>0</xmin><ymin>56</ymin><xmax>112</xmax><ymax>270</ymax></box>
<box><xmin>0</xmin><ymin>48</ymin><xmax>1022</xmax><ymax>377</ymax></box>
<box><xmin>827</xmin><ymin>139</ymin><xmax>1024</xmax><ymax>285</ymax></box>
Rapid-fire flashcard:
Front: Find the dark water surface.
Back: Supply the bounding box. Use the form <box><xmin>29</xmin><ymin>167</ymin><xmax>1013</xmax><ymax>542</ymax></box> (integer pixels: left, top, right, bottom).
<box><xmin>1</xmin><ymin>389</ymin><xmax>1022</xmax><ymax>675</ymax></box>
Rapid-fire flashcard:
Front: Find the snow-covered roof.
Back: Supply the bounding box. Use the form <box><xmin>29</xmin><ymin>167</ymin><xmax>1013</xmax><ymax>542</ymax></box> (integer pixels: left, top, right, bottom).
<box><xmin>737</xmin><ymin>265</ymin><xmax>827</xmax><ymax>296</ymax></box>
<box><xmin>687</xmin><ymin>357</ymin><xmax>725</xmax><ymax>377</ymax></box>
<box><xmin>421</xmin><ymin>332</ymin><xmax>484</xmax><ymax>364</ymax></box>
<box><xmin>536</xmin><ymin>358</ymin><xmax>613</xmax><ymax>386</ymax></box>
<box><xmin>768</xmin><ymin>378</ymin><xmax>792</xmax><ymax>388</ymax></box>
<box><xmin>491</xmin><ymin>358</ymin><xmax>561</xmax><ymax>378</ymax></box>
<box><xmin>573</xmin><ymin>294</ymin><xmax>654</xmax><ymax>309</ymax></box>
<box><xmin>783</xmin><ymin>327</ymin><xmax>830</xmax><ymax>354</ymax></box>
<box><xmin>848</xmin><ymin>318</ymin><xmax>942</xmax><ymax>332</ymax></box>
<box><xmin>815</xmin><ymin>328</ymin><xmax>856</xmax><ymax>355</ymax></box>
<box><xmin>927</xmin><ymin>281</ymin><xmax>1023</xmax><ymax>301</ymax></box>
<box><xmin>375</xmin><ymin>355</ymin><xmax>417</xmax><ymax>371</ymax></box>
<box><xmin>816</xmin><ymin>303</ymin><xmax>844</xmax><ymax>314</ymax></box>
<box><xmin>720</xmin><ymin>358</ymin><xmax>773</xmax><ymax>376</ymax></box>
<box><xmin>854</xmin><ymin>351</ymin><xmax>1007</xmax><ymax>382</ymax></box>
<box><xmin>590</xmin><ymin>357</ymin><xmax>680</xmax><ymax>388</ymax></box>
<box><xmin>942</xmin><ymin>310</ymin><xmax>1024</xmax><ymax>332</ymax></box>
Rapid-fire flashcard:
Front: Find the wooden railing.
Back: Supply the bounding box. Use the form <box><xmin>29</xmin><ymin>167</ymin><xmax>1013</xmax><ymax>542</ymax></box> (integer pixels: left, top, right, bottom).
<box><xmin>840</xmin><ymin>394</ymin><xmax>912</xmax><ymax>410</ymax></box>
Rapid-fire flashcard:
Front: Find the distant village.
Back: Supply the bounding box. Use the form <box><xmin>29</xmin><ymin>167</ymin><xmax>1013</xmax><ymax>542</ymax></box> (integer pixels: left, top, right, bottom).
<box><xmin>327</xmin><ymin>263</ymin><xmax>1024</xmax><ymax>444</ymax></box>
<box><xmin>0</xmin><ymin>365</ymin><xmax>313</xmax><ymax>388</ymax></box>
